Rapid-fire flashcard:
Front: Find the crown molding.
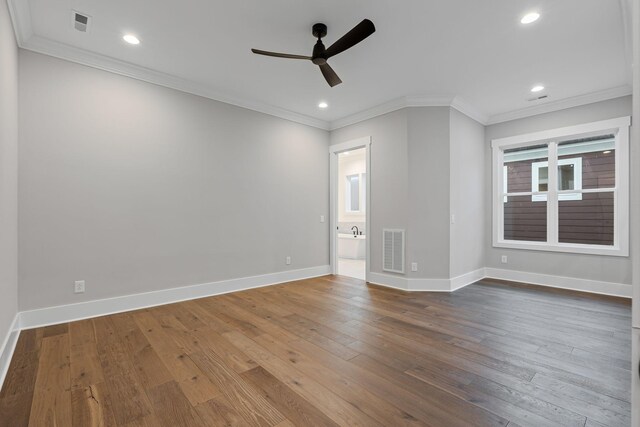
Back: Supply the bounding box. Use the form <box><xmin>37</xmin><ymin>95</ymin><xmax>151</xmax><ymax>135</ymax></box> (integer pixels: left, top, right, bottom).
<box><xmin>7</xmin><ymin>0</ymin><xmax>632</xmax><ymax>134</ymax></box>
<box><xmin>486</xmin><ymin>85</ymin><xmax>633</xmax><ymax>125</ymax></box>
<box><xmin>18</xmin><ymin>34</ymin><xmax>331</xmax><ymax>130</ymax></box>
<box><xmin>328</xmin><ymin>95</ymin><xmax>489</xmax><ymax>130</ymax></box>
<box><xmin>450</xmin><ymin>96</ymin><xmax>490</xmax><ymax>125</ymax></box>
<box><xmin>6</xmin><ymin>0</ymin><xmax>32</xmax><ymax>45</ymax></box>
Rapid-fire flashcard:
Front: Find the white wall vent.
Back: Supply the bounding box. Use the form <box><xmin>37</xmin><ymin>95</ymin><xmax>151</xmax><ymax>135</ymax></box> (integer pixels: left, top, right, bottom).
<box><xmin>383</xmin><ymin>229</ymin><xmax>405</xmax><ymax>274</ymax></box>
<box><xmin>73</xmin><ymin>11</ymin><xmax>91</xmax><ymax>32</ymax></box>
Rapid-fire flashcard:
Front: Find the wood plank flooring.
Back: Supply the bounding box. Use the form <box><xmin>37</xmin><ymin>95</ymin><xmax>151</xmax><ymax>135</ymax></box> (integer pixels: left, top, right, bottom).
<box><xmin>0</xmin><ymin>275</ymin><xmax>632</xmax><ymax>426</ymax></box>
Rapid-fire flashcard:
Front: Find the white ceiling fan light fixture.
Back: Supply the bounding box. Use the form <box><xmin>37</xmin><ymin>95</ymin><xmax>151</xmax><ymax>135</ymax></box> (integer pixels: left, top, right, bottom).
<box><xmin>123</xmin><ymin>34</ymin><xmax>140</xmax><ymax>45</ymax></box>
<box><xmin>521</xmin><ymin>12</ymin><xmax>540</xmax><ymax>24</ymax></box>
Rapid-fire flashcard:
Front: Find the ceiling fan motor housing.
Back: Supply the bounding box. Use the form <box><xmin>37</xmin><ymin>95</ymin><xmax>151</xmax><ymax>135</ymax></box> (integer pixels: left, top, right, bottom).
<box><xmin>312</xmin><ymin>23</ymin><xmax>327</xmax><ymax>39</ymax></box>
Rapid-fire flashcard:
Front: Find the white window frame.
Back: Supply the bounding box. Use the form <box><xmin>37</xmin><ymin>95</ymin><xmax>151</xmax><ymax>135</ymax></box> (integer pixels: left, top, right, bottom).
<box><xmin>531</xmin><ymin>157</ymin><xmax>583</xmax><ymax>202</ymax></box>
<box><xmin>492</xmin><ymin>116</ymin><xmax>630</xmax><ymax>257</ymax></box>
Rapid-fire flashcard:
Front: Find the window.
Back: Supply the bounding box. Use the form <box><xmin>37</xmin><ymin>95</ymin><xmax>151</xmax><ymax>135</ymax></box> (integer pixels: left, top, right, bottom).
<box><xmin>492</xmin><ymin>117</ymin><xmax>630</xmax><ymax>256</ymax></box>
<box><xmin>531</xmin><ymin>157</ymin><xmax>582</xmax><ymax>201</ymax></box>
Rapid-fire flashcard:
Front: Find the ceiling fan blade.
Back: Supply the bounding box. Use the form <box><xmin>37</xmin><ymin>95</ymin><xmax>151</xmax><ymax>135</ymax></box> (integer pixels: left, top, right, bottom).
<box><xmin>325</xmin><ymin>19</ymin><xmax>375</xmax><ymax>59</ymax></box>
<box><xmin>319</xmin><ymin>63</ymin><xmax>342</xmax><ymax>87</ymax></box>
<box><xmin>251</xmin><ymin>49</ymin><xmax>311</xmax><ymax>60</ymax></box>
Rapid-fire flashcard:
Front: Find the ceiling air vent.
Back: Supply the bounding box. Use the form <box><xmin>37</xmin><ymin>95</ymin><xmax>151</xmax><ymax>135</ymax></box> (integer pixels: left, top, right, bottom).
<box><xmin>73</xmin><ymin>11</ymin><xmax>91</xmax><ymax>32</ymax></box>
<box><xmin>527</xmin><ymin>95</ymin><xmax>548</xmax><ymax>102</ymax></box>
<box><xmin>383</xmin><ymin>229</ymin><xmax>405</xmax><ymax>274</ymax></box>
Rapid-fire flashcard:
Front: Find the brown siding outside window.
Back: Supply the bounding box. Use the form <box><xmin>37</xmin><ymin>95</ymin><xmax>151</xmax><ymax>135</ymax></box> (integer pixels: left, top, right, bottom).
<box><xmin>504</xmin><ymin>137</ymin><xmax>615</xmax><ymax>246</ymax></box>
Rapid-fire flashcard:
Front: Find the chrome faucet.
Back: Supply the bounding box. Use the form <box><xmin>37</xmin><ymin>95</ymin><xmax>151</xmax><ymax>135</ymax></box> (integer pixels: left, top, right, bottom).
<box><xmin>351</xmin><ymin>226</ymin><xmax>359</xmax><ymax>236</ymax></box>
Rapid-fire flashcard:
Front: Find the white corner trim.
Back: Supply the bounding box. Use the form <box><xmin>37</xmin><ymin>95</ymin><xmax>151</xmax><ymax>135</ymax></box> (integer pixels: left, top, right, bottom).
<box><xmin>18</xmin><ymin>35</ymin><xmax>330</xmax><ymax>131</ymax></box>
<box><xmin>487</xmin><ymin>86</ymin><xmax>633</xmax><ymax>125</ymax></box>
<box><xmin>19</xmin><ymin>265</ymin><xmax>331</xmax><ymax>330</ymax></box>
<box><xmin>0</xmin><ymin>314</ymin><xmax>21</xmax><ymax>391</ymax></box>
<box><xmin>450</xmin><ymin>268</ymin><xmax>486</xmax><ymax>291</ymax></box>
<box><xmin>484</xmin><ymin>267</ymin><xmax>632</xmax><ymax>298</ymax></box>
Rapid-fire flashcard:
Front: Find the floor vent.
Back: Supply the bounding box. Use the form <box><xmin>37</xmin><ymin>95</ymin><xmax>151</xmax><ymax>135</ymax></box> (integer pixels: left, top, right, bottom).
<box><xmin>73</xmin><ymin>11</ymin><xmax>91</xmax><ymax>32</ymax></box>
<box><xmin>383</xmin><ymin>229</ymin><xmax>405</xmax><ymax>273</ymax></box>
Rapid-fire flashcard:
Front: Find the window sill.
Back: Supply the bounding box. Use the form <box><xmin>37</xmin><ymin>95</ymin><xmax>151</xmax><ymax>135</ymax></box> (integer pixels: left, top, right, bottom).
<box><xmin>493</xmin><ymin>240</ymin><xmax>628</xmax><ymax>257</ymax></box>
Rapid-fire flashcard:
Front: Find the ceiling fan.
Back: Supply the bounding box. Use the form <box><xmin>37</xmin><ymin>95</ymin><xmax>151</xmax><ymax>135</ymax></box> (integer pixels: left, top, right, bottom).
<box><xmin>251</xmin><ymin>19</ymin><xmax>376</xmax><ymax>87</ymax></box>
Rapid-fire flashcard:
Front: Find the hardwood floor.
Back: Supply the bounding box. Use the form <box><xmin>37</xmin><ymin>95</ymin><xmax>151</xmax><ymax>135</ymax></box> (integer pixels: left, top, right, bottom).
<box><xmin>0</xmin><ymin>275</ymin><xmax>631</xmax><ymax>426</ymax></box>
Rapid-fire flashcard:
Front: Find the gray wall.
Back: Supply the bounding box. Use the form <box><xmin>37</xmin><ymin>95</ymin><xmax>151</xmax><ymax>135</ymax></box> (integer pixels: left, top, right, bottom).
<box><xmin>330</xmin><ymin>106</ymin><xmax>472</xmax><ymax>280</ymax></box>
<box><xmin>330</xmin><ymin>109</ymin><xmax>408</xmax><ymax>275</ymax></box>
<box><xmin>18</xmin><ymin>51</ymin><xmax>330</xmax><ymax>311</ymax></box>
<box><xmin>0</xmin><ymin>0</ymin><xmax>19</xmax><ymax>342</ymax></box>
<box><xmin>407</xmin><ymin>107</ymin><xmax>451</xmax><ymax>278</ymax></box>
<box><xmin>484</xmin><ymin>96</ymin><xmax>633</xmax><ymax>285</ymax></box>
<box><xmin>450</xmin><ymin>109</ymin><xmax>485</xmax><ymax>278</ymax></box>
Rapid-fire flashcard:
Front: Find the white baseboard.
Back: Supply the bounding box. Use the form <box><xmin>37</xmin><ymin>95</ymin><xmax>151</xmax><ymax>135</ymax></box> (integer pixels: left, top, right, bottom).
<box><xmin>407</xmin><ymin>277</ymin><xmax>451</xmax><ymax>291</ymax></box>
<box><xmin>451</xmin><ymin>268</ymin><xmax>486</xmax><ymax>291</ymax></box>
<box><xmin>2</xmin><ymin>264</ymin><xmax>630</xmax><ymax>391</ymax></box>
<box><xmin>0</xmin><ymin>313</ymin><xmax>20</xmax><ymax>390</ymax></box>
<box><xmin>484</xmin><ymin>267</ymin><xmax>632</xmax><ymax>298</ymax></box>
<box><xmin>368</xmin><ymin>267</ymin><xmax>630</xmax><ymax>298</ymax></box>
<box><xmin>368</xmin><ymin>268</ymin><xmax>484</xmax><ymax>292</ymax></box>
<box><xmin>19</xmin><ymin>265</ymin><xmax>331</xmax><ymax>330</ymax></box>
<box><xmin>367</xmin><ymin>272</ymin><xmax>412</xmax><ymax>291</ymax></box>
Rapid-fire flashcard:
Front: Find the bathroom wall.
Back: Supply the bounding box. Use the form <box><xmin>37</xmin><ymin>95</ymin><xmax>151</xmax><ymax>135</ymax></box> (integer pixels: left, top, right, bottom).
<box><xmin>338</xmin><ymin>148</ymin><xmax>366</xmax><ymax>234</ymax></box>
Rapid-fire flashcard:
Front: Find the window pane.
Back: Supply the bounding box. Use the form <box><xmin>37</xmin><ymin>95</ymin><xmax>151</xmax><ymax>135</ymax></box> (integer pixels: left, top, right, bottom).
<box><xmin>537</xmin><ymin>166</ymin><xmax>548</xmax><ymax>192</ymax></box>
<box><xmin>504</xmin><ymin>195</ymin><xmax>547</xmax><ymax>242</ymax></box>
<box><xmin>503</xmin><ymin>144</ymin><xmax>548</xmax><ymax>194</ymax></box>
<box><xmin>558</xmin><ymin>164</ymin><xmax>575</xmax><ymax>190</ymax></box>
<box><xmin>559</xmin><ymin>192</ymin><xmax>614</xmax><ymax>246</ymax></box>
<box><xmin>558</xmin><ymin>135</ymin><xmax>615</xmax><ymax>189</ymax></box>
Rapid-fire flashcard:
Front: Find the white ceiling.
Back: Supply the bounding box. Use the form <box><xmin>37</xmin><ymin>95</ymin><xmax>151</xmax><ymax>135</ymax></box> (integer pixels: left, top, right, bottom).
<box><xmin>9</xmin><ymin>0</ymin><xmax>633</xmax><ymax>128</ymax></box>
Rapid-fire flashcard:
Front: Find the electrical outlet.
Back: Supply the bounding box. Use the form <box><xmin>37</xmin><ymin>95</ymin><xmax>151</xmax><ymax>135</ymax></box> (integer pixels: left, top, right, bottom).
<box><xmin>320</xmin><ymin>215</ymin><xmax>325</xmax><ymax>223</ymax></box>
<box><xmin>501</xmin><ymin>255</ymin><xmax>508</xmax><ymax>264</ymax></box>
<box><xmin>411</xmin><ymin>262</ymin><xmax>418</xmax><ymax>272</ymax></box>
<box><xmin>450</xmin><ymin>214</ymin><xmax>456</xmax><ymax>224</ymax></box>
<box><xmin>74</xmin><ymin>280</ymin><xmax>85</xmax><ymax>293</ymax></box>
<box><xmin>286</xmin><ymin>256</ymin><xmax>291</xmax><ymax>265</ymax></box>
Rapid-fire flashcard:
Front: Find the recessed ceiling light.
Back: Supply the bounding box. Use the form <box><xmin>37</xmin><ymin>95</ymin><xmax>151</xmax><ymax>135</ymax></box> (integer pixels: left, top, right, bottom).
<box><xmin>123</xmin><ymin>34</ymin><xmax>140</xmax><ymax>45</ymax></box>
<box><xmin>521</xmin><ymin>12</ymin><xmax>540</xmax><ymax>24</ymax></box>
<box><xmin>318</xmin><ymin>102</ymin><xmax>328</xmax><ymax>109</ymax></box>
<box><xmin>603</xmin><ymin>150</ymin><xmax>612</xmax><ymax>154</ymax></box>
<box><xmin>531</xmin><ymin>85</ymin><xmax>545</xmax><ymax>93</ymax></box>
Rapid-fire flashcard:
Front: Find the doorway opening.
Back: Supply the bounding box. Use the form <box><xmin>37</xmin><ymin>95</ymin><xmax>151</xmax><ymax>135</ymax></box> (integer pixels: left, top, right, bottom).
<box><xmin>330</xmin><ymin>137</ymin><xmax>371</xmax><ymax>281</ymax></box>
